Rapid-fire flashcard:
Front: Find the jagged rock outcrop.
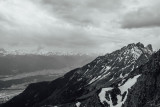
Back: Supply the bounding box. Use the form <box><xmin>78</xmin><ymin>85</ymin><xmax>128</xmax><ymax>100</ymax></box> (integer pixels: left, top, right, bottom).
<box><xmin>123</xmin><ymin>50</ymin><xmax>160</xmax><ymax>107</ymax></box>
<box><xmin>1</xmin><ymin>42</ymin><xmax>157</xmax><ymax>107</ymax></box>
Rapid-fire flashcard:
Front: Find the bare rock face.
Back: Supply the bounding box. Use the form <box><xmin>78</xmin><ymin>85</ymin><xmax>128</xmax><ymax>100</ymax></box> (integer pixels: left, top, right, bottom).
<box><xmin>2</xmin><ymin>43</ymin><xmax>159</xmax><ymax>107</ymax></box>
<box><xmin>123</xmin><ymin>50</ymin><xmax>160</xmax><ymax>107</ymax></box>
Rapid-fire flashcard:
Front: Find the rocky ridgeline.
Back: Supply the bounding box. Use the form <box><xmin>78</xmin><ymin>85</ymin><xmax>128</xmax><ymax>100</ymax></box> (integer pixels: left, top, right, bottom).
<box><xmin>2</xmin><ymin>42</ymin><xmax>160</xmax><ymax>107</ymax></box>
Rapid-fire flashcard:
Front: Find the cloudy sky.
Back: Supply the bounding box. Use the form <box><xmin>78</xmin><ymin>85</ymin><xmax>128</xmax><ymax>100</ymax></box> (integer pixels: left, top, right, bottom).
<box><xmin>0</xmin><ymin>0</ymin><xmax>160</xmax><ymax>54</ymax></box>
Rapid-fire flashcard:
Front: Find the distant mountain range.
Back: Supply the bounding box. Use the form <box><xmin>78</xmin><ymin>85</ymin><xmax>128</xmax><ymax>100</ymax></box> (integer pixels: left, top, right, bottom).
<box><xmin>0</xmin><ymin>48</ymin><xmax>100</xmax><ymax>56</ymax></box>
<box><xmin>2</xmin><ymin>42</ymin><xmax>160</xmax><ymax>107</ymax></box>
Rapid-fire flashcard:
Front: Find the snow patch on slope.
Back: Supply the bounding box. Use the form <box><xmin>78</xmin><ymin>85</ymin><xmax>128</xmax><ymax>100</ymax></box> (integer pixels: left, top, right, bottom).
<box><xmin>88</xmin><ymin>76</ymin><xmax>102</xmax><ymax>84</ymax></box>
<box><xmin>119</xmin><ymin>75</ymin><xmax>141</xmax><ymax>93</ymax></box>
<box><xmin>116</xmin><ymin>74</ymin><xmax>141</xmax><ymax>107</ymax></box>
<box><xmin>98</xmin><ymin>75</ymin><xmax>141</xmax><ymax>107</ymax></box>
<box><xmin>88</xmin><ymin>66</ymin><xmax>111</xmax><ymax>84</ymax></box>
<box><xmin>105</xmin><ymin>66</ymin><xmax>111</xmax><ymax>71</ymax></box>
<box><xmin>76</xmin><ymin>102</ymin><xmax>81</xmax><ymax>107</ymax></box>
<box><xmin>99</xmin><ymin>87</ymin><xmax>113</xmax><ymax>104</ymax></box>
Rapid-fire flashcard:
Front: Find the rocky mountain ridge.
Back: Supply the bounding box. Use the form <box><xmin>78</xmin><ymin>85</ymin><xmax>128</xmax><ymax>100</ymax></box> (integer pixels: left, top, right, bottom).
<box><xmin>2</xmin><ymin>42</ymin><xmax>159</xmax><ymax>107</ymax></box>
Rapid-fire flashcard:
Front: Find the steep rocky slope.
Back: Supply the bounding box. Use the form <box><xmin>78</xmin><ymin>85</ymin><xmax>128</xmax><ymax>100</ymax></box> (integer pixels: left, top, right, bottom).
<box><xmin>1</xmin><ymin>42</ymin><xmax>155</xmax><ymax>107</ymax></box>
<box><xmin>123</xmin><ymin>49</ymin><xmax>160</xmax><ymax>107</ymax></box>
<box><xmin>70</xmin><ymin>47</ymin><xmax>160</xmax><ymax>107</ymax></box>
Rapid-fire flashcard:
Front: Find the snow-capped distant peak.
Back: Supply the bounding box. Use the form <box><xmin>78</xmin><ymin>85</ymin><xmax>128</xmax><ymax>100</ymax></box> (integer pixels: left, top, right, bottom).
<box><xmin>0</xmin><ymin>48</ymin><xmax>96</xmax><ymax>56</ymax></box>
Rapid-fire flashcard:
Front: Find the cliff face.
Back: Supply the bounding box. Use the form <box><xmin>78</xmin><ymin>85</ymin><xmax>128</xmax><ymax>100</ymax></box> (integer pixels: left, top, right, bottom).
<box><xmin>123</xmin><ymin>50</ymin><xmax>160</xmax><ymax>107</ymax></box>
<box><xmin>2</xmin><ymin>43</ymin><xmax>159</xmax><ymax>107</ymax></box>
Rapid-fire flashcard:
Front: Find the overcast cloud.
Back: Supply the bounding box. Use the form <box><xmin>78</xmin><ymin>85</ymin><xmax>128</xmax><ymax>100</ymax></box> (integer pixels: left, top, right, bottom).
<box><xmin>0</xmin><ymin>0</ymin><xmax>160</xmax><ymax>54</ymax></box>
<box><xmin>122</xmin><ymin>1</ymin><xmax>160</xmax><ymax>28</ymax></box>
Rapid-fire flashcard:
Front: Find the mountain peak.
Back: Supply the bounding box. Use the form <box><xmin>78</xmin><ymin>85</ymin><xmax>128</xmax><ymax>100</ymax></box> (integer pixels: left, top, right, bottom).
<box><xmin>136</xmin><ymin>42</ymin><xmax>144</xmax><ymax>48</ymax></box>
<box><xmin>146</xmin><ymin>44</ymin><xmax>153</xmax><ymax>52</ymax></box>
<box><xmin>126</xmin><ymin>42</ymin><xmax>145</xmax><ymax>49</ymax></box>
<box><xmin>125</xmin><ymin>42</ymin><xmax>153</xmax><ymax>55</ymax></box>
